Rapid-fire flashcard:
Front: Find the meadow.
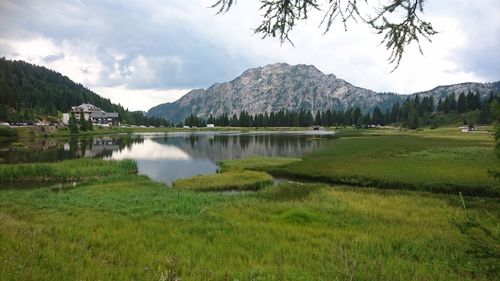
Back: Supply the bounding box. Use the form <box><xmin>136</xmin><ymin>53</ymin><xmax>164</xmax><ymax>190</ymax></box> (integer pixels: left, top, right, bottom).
<box><xmin>241</xmin><ymin>128</ymin><xmax>499</xmax><ymax>197</ymax></box>
<box><xmin>0</xmin><ymin>127</ymin><xmax>498</xmax><ymax>280</ymax></box>
<box><xmin>173</xmin><ymin>170</ymin><xmax>273</xmax><ymax>191</ymax></box>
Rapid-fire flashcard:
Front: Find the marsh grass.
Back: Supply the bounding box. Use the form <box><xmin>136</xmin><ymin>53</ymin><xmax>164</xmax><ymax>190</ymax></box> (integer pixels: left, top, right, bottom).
<box><xmin>172</xmin><ymin>170</ymin><xmax>273</xmax><ymax>192</ymax></box>
<box><xmin>0</xmin><ymin>177</ymin><xmax>497</xmax><ymax>280</ymax></box>
<box><xmin>218</xmin><ymin>156</ymin><xmax>301</xmax><ymax>172</ymax></box>
<box><xmin>261</xmin><ymin>134</ymin><xmax>499</xmax><ymax>196</ymax></box>
<box><xmin>0</xmin><ymin>158</ymin><xmax>137</xmax><ymax>183</ymax></box>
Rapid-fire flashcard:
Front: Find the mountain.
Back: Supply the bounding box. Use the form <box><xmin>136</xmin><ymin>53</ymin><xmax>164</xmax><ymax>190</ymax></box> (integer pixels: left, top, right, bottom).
<box><xmin>147</xmin><ymin>63</ymin><xmax>500</xmax><ymax>124</ymax></box>
<box><xmin>0</xmin><ymin>58</ymin><xmax>166</xmax><ymax>126</ymax></box>
<box><xmin>409</xmin><ymin>82</ymin><xmax>500</xmax><ymax>101</ymax></box>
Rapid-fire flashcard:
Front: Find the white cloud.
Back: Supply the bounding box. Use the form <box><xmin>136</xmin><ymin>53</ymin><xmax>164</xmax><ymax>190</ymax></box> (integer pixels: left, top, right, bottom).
<box><xmin>93</xmin><ymin>86</ymin><xmax>188</xmax><ymax>111</ymax></box>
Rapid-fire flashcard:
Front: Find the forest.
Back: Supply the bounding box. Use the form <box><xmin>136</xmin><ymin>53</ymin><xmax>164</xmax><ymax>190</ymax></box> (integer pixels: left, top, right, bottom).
<box><xmin>183</xmin><ymin>92</ymin><xmax>498</xmax><ymax>129</ymax></box>
<box><xmin>0</xmin><ymin>58</ymin><xmax>167</xmax><ymax>127</ymax></box>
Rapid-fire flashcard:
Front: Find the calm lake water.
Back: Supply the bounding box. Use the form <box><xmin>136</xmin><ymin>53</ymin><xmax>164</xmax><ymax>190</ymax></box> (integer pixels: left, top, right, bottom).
<box><xmin>0</xmin><ymin>131</ymin><xmax>335</xmax><ymax>185</ymax></box>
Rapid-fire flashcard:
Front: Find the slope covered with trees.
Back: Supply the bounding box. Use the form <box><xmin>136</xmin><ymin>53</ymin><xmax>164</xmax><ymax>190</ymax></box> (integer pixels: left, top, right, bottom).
<box><xmin>0</xmin><ymin>58</ymin><xmax>167</xmax><ymax>126</ymax></box>
<box><xmin>182</xmin><ymin>92</ymin><xmax>499</xmax><ymax>129</ymax></box>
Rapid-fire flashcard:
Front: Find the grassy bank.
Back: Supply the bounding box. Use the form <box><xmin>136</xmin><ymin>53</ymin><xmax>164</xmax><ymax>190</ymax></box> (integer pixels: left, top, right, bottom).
<box><xmin>0</xmin><ymin>171</ymin><xmax>498</xmax><ymax>280</ymax></box>
<box><xmin>219</xmin><ymin>156</ymin><xmax>302</xmax><ymax>172</ymax></box>
<box><xmin>251</xmin><ymin>131</ymin><xmax>500</xmax><ymax>197</ymax></box>
<box><xmin>173</xmin><ymin>170</ymin><xmax>273</xmax><ymax>192</ymax></box>
<box><xmin>0</xmin><ymin>158</ymin><xmax>137</xmax><ymax>183</ymax></box>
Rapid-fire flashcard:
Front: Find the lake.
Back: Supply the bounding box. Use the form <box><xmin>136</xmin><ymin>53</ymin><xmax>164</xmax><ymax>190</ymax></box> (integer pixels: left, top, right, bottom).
<box><xmin>0</xmin><ymin>131</ymin><xmax>335</xmax><ymax>185</ymax></box>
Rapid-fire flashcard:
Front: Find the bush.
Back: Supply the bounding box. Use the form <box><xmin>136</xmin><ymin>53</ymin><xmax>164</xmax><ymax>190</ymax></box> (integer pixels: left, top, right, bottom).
<box><xmin>0</xmin><ymin>127</ymin><xmax>19</xmax><ymax>138</ymax></box>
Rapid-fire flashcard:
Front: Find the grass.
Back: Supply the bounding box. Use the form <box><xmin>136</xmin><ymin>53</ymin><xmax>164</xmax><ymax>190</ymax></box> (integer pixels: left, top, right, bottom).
<box><xmin>0</xmin><ymin>173</ymin><xmax>498</xmax><ymax>280</ymax></box>
<box><xmin>0</xmin><ymin>127</ymin><xmax>498</xmax><ymax>279</ymax></box>
<box><xmin>172</xmin><ymin>156</ymin><xmax>298</xmax><ymax>192</ymax></box>
<box><xmin>172</xmin><ymin>170</ymin><xmax>273</xmax><ymax>192</ymax></box>
<box><xmin>257</xmin><ymin>131</ymin><xmax>499</xmax><ymax>197</ymax></box>
<box><xmin>219</xmin><ymin>156</ymin><xmax>301</xmax><ymax>172</ymax></box>
<box><xmin>0</xmin><ymin>158</ymin><xmax>137</xmax><ymax>183</ymax></box>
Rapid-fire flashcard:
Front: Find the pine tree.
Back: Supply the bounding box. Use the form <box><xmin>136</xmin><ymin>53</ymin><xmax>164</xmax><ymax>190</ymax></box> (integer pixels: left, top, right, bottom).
<box><xmin>449</xmin><ymin>94</ymin><xmax>457</xmax><ymax>111</ymax></box>
<box><xmin>478</xmin><ymin>101</ymin><xmax>492</xmax><ymax>124</ymax></box>
<box><xmin>372</xmin><ymin>106</ymin><xmax>383</xmax><ymax>125</ymax></box>
<box><xmin>405</xmin><ymin>107</ymin><xmax>419</xmax><ymax>129</ymax></box>
<box><xmin>79</xmin><ymin>115</ymin><xmax>88</xmax><ymax>131</ymax></box>
<box><xmin>314</xmin><ymin>110</ymin><xmax>322</xmax><ymax>125</ymax></box>
<box><xmin>69</xmin><ymin>112</ymin><xmax>78</xmax><ymax>134</ymax></box>
<box><xmin>457</xmin><ymin>93</ymin><xmax>467</xmax><ymax>113</ymax></box>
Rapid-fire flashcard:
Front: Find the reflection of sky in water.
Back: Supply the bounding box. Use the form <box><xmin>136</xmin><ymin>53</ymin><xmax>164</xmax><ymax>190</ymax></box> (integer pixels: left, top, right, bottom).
<box><xmin>108</xmin><ymin>138</ymin><xmax>218</xmax><ymax>185</ymax></box>
<box><xmin>137</xmin><ymin>159</ymin><xmax>217</xmax><ymax>185</ymax></box>
<box><xmin>109</xmin><ymin>139</ymin><xmax>191</xmax><ymax>160</ymax></box>
<box><xmin>105</xmin><ymin>132</ymin><xmax>332</xmax><ymax>185</ymax></box>
<box><xmin>2</xmin><ymin>131</ymin><xmax>334</xmax><ymax>186</ymax></box>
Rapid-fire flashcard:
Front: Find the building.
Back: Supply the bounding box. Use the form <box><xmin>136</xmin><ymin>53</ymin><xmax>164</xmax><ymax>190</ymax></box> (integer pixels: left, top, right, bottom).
<box><xmin>62</xmin><ymin>103</ymin><xmax>119</xmax><ymax>126</ymax></box>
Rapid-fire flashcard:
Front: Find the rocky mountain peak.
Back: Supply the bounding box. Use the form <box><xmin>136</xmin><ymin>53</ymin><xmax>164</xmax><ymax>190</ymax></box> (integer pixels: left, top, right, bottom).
<box><xmin>147</xmin><ymin>63</ymin><xmax>500</xmax><ymax>123</ymax></box>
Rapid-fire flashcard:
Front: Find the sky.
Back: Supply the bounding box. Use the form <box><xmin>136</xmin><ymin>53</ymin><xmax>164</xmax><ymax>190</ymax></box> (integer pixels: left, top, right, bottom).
<box><xmin>0</xmin><ymin>0</ymin><xmax>499</xmax><ymax>111</ymax></box>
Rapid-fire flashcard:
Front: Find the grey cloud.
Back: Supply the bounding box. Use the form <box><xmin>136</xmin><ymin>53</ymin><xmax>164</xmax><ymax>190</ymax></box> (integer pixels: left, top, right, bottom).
<box><xmin>0</xmin><ymin>0</ymin><xmax>254</xmax><ymax>90</ymax></box>
<box><xmin>428</xmin><ymin>0</ymin><xmax>500</xmax><ymax>80</ymax></box>
<box><xmin>43</xmin><ymin>52</ymin><xmax>65</xmax><ymax>63</ymax></box>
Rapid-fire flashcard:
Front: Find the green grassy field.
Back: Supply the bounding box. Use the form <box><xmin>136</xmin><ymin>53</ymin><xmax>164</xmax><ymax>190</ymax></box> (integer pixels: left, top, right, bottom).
<box><xmin>173</xmin><ymin>170</ymin><xmax>273</xmax><ymax>192</ymax></box>
<box><xmin>0</xmin><ymin>127</ymin><xmax>498</xmax><ymax>280</ymax></box>
<box><xmin>249</xmin><ymin>129</ymin><xmax>499</xmax><ymax>196</ymax></box>
<box><xmin>1</xmin><ymin>170</ymin><xmax>498</xmax><ymax>280</ymax></box>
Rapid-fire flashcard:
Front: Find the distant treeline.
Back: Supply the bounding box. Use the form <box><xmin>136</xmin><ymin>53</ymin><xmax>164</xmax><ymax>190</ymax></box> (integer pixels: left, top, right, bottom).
<box><xmin>183</xmin><ymin>92</ymin><xmax>498</xmax><ymax>129</ymax></box>
<box><xmin>0</xmin><ymin>58</ymin><xmax>168</xmax><ymax>127</ymax></box>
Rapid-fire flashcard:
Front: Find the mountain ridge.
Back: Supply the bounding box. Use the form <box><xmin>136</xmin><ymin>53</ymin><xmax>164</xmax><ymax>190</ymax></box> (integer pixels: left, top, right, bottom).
<box><xmin>147</xmin><ymin>63</ymin><xmax>500</xmax><ymax>123</ymax></box>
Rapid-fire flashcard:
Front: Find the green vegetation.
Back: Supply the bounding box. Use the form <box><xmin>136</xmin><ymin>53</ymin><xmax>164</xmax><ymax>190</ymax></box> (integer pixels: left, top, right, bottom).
<box><xmin>219</xmin><ymin>156</ymin><xmax>301</xmax><ymax>172</ymax></box>
<box><xmin>227</xmin><ymin>130</ymin><xmax>499</xmax><ymax>197</ymax></box>
<box><xmin>0</xmin><ymin>171</ymin><xmax>498</xmax><ymax>280</ymax></box>
<box><xmin>173</xmin><ymin>170</ymin><xmax>273</xmax><ymax>192</ymax></box>
<box><xmin>182</xmin><ymin>93</ymin><xmax>499</xmax><ymax>130</ymax></box>
<box><xmin>0</xmin><ymin>158</ymin><xmax>136</xmax><ymax>183</ymax></box>
<box><xmin>0</xmin><ymin>128</ymin><xmax>498</xmax><ymax>280</ymax></box>
<box><xmin>0</xmin><ymin>58</ymin><xmax>167</xmax><ymax>126</ymax></box>
<box><xmin>173</xmin><ymin>157</ymin><xmax>299</xmax><ymax>192</ymax></box>
<box><xmin>0</xmin><ymin>126</ymin><xmax>18</xmax><ymax>139</ymax></box>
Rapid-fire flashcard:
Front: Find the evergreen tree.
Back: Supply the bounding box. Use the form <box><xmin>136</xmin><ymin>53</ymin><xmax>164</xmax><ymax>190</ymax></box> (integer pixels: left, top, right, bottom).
<box><xmin>372</xmin><ymin>106</ymin><xmax>383</xmax><ymax>125</ymax></box>
<box><xmin>87</xmin><ymin>119</ymin><xmax>93</xmax><ymax>131</ymax></box>
<box><xmin>68</xmin><ymin>112</ymin><xmax>78</xmax><ymax>134</ymax></box>
<box><xmin>457</xmin><ymin>92</ymin><xmax>467</xmax><ymax>113</ymax></box>
<box><xmin>449</xmin><ymin>94</ymin><xmax>457</xmax><ymax>111</ymax></box>
<box><xmin>353</xmin><ymin>108</ymin><xmax>362</xmax><ymax>126</ymax></box>
<box><xmin>478</xmin><ymin>101</ymin><xmax>492</xmax><ymax>124</ymax></box>
<box><xmin>405</xmin><ymin>107</ymin><xmax>419</xmax><ymax>129</ymax></box>
<box><xmin>314</xmin><ymin>110</ymin><xmax>322</xmax><ymax>125</ymax></box>
<box><xmin>230</xmin><ymin>114</ymin><xmax>239</xmax><ymax>127</ymax></box>
<box><xmin>79</xmin><ymin>115</ymin><xmax>87</xmax><ymax>131</ymax></box>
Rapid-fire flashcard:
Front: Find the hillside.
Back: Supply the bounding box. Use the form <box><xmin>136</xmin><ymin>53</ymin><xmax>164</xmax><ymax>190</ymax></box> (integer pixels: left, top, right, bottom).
<box><xmin>147</xmin><ymin>63</ymin><xmax>500</xmax><ymax>123</ymax></box>
<box><xmin>0</xmin><ymin>58</ymin><xmax>165</xmax><ymax>126</ymax></box>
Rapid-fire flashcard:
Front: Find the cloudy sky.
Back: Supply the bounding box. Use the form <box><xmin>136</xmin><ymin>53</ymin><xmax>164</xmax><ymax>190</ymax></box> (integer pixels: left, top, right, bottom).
<box><xmin>1</xmin><ymin>0</ymin><xmax>499</xmax><ymax>111</ymax></box>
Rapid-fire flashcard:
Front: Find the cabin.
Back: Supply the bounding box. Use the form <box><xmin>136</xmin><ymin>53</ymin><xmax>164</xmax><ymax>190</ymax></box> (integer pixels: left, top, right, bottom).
<box><xmin>62</xmin><ymin>103</ymin><xmax>119</xmax><ymax>126</ymax></box>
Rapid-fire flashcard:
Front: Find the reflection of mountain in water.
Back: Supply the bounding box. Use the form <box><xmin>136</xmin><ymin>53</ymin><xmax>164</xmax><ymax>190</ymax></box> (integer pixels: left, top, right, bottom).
<box><xmin>154</xmin><ymin>134</ymin><xmax>328</xmax><ymax>162</ymax></box>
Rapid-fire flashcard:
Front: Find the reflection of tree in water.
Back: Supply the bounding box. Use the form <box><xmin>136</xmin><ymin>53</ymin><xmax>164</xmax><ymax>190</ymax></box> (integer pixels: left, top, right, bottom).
<box><xmin>188</xmin><ymin>135</ymin><xmax>199</xmax><ymax>147</ymax></box>
<box><xmin>0</xmin><ymin>135</ymin><xmax>146</xmax><ymax>164</ymax></box>
<box><xmin>152</xmin><ymin>133</ymin><xmax>330</xmax><ymax>163</ymax></box>
<box><xmin>239</xmin><ymin>135</ymin><xmax>251</xmax><ymax>150</ymax></box>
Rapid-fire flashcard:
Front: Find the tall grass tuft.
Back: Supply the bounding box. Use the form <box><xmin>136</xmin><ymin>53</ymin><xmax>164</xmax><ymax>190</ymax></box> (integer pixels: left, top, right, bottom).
<box><xmin>173</xmin><ymin>170</ymin><xmax>273</xmax><ymax>192</ymax></box>
<box><xmin>0</xmin><ymin>158</ymin><xmax>137</xmax><ymax>183</ymax></box>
